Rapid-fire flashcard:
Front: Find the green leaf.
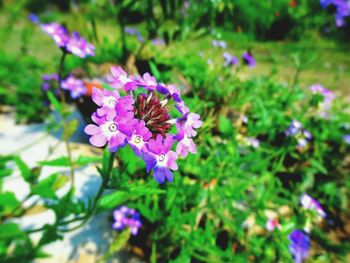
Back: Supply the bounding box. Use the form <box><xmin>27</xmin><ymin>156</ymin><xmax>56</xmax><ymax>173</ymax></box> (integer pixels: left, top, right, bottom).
<box><xmin>97</xmin><ymin>191</ymin><xmax>129</xmax><ymax>210</ymax></box>
<box><xmin>218</xmin><ymin>115</ymin><xmax>233</xmax><ymax>136</ymax></box>
<box><xmin>149</xmin><ymin>61</ymin><xmax>161</xmax><ymax>79</ymax></box>
<box><xmin>38</xmin><ymin>157</ymin><xmax>70</xmax><ymax>167</ymax></box>
<box><xmin>0</xmin><ymin>223</ymin><xmax>23</xmax><ymax>239</ymax></box>
<box><xmin>15</xmin><ymin>156</ymin><xmax>35</xmax><ymax>183</ymax></box>
<box><xmin>101</xmin><ymin>229</ymin><xmax>131</xmax><ymax>262</ymax></box>
<box><xmin>31</xmin><ymin>173</ymin><xmax>68</xmax><ymax>199</ymax></box>
<box><xmin>75</xmin><ymin>156</ymin><xmax>101</xmax><ymax>166</ymax></box>
<box><xmin>47</xmin><ymin>91</ymin><xmax>62</xmax><ymax>112</ymax></box>
<box><xmin>0</xmin><ymin>192</ymin><xmax>20</xmax><ymax>215</ymax></box>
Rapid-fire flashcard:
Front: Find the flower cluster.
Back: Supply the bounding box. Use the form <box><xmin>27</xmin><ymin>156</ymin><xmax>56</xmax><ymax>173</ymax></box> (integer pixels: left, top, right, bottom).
<box><xmin>288</xmin><ymin>229</ymin><xmax>310</xmax><ymax>263</ymax></box>
<box><xmin>285</xmin><ymin>120</ymin><xmax>312</xmax><ymax>148</ymax></box>
<box><xmin>84</xmin><ymin>67</ymin><xmax>202</xmax><ymax>183</ymax></box>
<box><xmin>61</xmin><ymin>76</ymin><xmax>87</xmax><ymax>99</ymax></box>
<box><xmin>300</xmin><ymin>194</ymin><xmax>326</xmax><ymax>218</ymax></box>
<box><xmin>42</xmin><ymin>73</ymin><xmax>58</xmax><ymax>92</ymax></box>
<box><xmin>112</xmin><ymin>206</ymin><xmax>142</xmax><ymax>235</ymax></box>
<box><xmin>309</xmin><ymin>84</ymin><xmax>335</xmax><ymax>117</ymax></box>
<box><xmin>31</xmin><ymin>14</ymin><xmax>95</xmax><ymax>58</ymax></box>
<box><xmin>320</xmin><ymin>0</ymin><xmax>350</xmax><ymax>27</ymax></box>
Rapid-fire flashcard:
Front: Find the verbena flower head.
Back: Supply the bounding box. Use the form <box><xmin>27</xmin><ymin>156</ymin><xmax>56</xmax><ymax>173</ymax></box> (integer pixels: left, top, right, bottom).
<box><xmin>223</xmin><ymin>52</ymin><xmax>239</xmax><ymax>67</ymax></box>
<box><xmin>36</xmin><ymin>17</ymin><xmax>94</xmax><ymax>58</ymax></box>
<box><xmin>300</xmin><ymin>194</ymin><xmax>326</xmax><ymax>218</ymax></box>
<box><xmin>113</xmin><ymin>206</ymin><xmax>142</xmax><ymax>235</ymax></box>
<box><xmin>285</xmin><ymin>120</ymin><xmax>312</xmax><ymax>148</ymax></box>
<box><xmin>242</xmin><ymin>51</ymin><xmax>256</xmax><ymax>68</ymax></box>
<box><xmin>61</xmin><ymin>76</ymin><xmax>87</xmax><ymax>99</ymax></box>
<box><xmin>288</xmin><ymin>230</ymin><xmax>310</xmax><ymax>263</ymax></box>
<box><xmin>85</xmin><ymin>66</ymin><xmax>202</xmax><ymax>183</ymax></box>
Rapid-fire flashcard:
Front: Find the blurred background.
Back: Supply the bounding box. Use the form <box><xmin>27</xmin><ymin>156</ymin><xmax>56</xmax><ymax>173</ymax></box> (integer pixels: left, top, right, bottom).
<box><xmin>0</xmin><ymin>0</ymin><xmax>350</xmax><ymax>262</ymax></box>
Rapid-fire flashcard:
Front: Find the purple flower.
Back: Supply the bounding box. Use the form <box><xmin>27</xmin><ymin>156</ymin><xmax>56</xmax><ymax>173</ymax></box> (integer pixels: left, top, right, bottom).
<box><xmin>92</xmin><ymin>88</ymin><xmax>134</xmax><ymax>120</ymax></box>
<box><xmin>113</xmin><ymin>206</ymin><xmax>142</xmax><ymax>235</ymax></box>
<box><xmin>223</xmin><ymin>52</ymin><xmax>239</xmax><ymax>67</ymax></box>
<box><xmin>138</xmin><ymin>73</ymin><xmax>158</xmax><ymax>91</ymax></box>
<box><xmin>182</xmin><ymin>113</ymin><xmax>203</xmax><ymax>137</ymax></box>
<box><xmin>127</xmin><ymin>120</ymin><xmax>152</xmax><ymax>156</ymax></box>
<box><xmin>300</xmin><ymin>194</ymin><xmax>326</xmax><ymax>218</ymax></box>
<box><xmin>28</xmin><ymin>13</ymin><xmax>39</xmax><ymax>24</ymax></box>
<box><xmin>124</xmin><ymin>27</ymin><xmax>144</xmax><ymax>42</ymax></box>
<box><xmin>61</xmin><ymin>76</ymin><xmax>87</xmax><ymax>99</ymax></box>
<box><xmin>143</xmin><ymin>135</ymin><xmax>178</xmax><ymax>184</ymax></box>
<box><xmin>38</xmin><ymin>19</ymin><xmax>94</xmax><ymax>58</ymax></box>
<box><xmin>151</xmin><ymin>38</ymin><xmax>166</xmax><ymax>46</ymax></box>
<box><xmin>66</xmin><ymin>32</ymin><xmax>95</xmax><ymax>58</ymax></box>
<box><xmin>212</xmin><ymin>40</ymin><xmax>226</xmax><ymax>49</ymax></box>
<box><xmin>344</xmin><ymin>134</ymin><xmax>350</xmax><ymax>144</ymax></box>
<box><xmin>288</xmin><ymin>230</ymin><xmax>310</xmax><ymax>263</ymax></box>
<box><xmin>320</xmin><ymin>0</ymin><xmax>350</xmax><ymax>27</ymax></box>
<box><xmin>285</xmin><ymin>120</ymin><xmax>312</xmax><ymax>148</ymax></box>
<box><xmin>108</xmin><ymin>66</ymin><xmax>138</xmax><ymax>92</ymax></box>
<box><xmin>242</xmin><ymin>51</ymin><xmax>256</xmax><ymax>68</ymax></box>
<box><xmin>84</xmin><ymin>113</ymin><xmax>136</xmax><ymax>152</ymax></box>
<box><xmin>42</xmin><ymin>73</ymin><xmax>59</xmax><ymax>91</ymax></box>
<box><xmin>41</xmin><ymin>23</ymin><xmax>70</xmax><ymax>48</ymax></box>
<box><xmin>175</xmin><ymin>123</ymin><xmax>197</xmax><ymax>158</ymax></box>
<box><xmin>85</xmin><ymin>67</ymin><xmax>201</xmax><ymax>183</ymax></box>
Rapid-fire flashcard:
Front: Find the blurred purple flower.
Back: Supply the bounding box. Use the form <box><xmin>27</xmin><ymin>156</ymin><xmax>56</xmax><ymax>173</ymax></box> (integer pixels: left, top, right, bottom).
<box><xmin>286</xmin><ymin>120</ymin><xmax>312</xmax><ymax>148</ymax></box>
<box><xmin>223</xmin><ymin>52</ymin><xmax>239</xmax><ymax>67</ymax></box>
<box><xmin>41</xmin><ymin>23</ymin><xmax>70</xmax><ymax>48</ymax></box>
<box><xmin>288</xmin><ymin>230</ymin><xmax>310</xmax><ymax>263</ymax></box>
<box><xmin>113</xmin><ymin>206</ymin><xmax>142</xmax><ymax>235</ymax></box>
<box><xmin>300</xmin><ymin>194</ymin><xmax>326</xmax><ymax>218</ymax></box>
<box><xmin>344</xmin><ymin>134</ymin><xmax>350</xmax><ymax>144</ymax></box>
<box><xmin>61</xmin><ymin>76</ymin><xmax>87</xmax><ymax>99</ymax></box>
<box><xmin>212</xmin><ymin>40</ymin><xmax>226</xmax><ymax>49</ymax></box>
<box><xmin>151</xmin><ymin>38</ymin><xmax>166</xmax><ymax>46</ymax></box>
<box><xmin>66</xmin><ymin>32</ymin><xmax>95</xmax><ymax>58</ymax></box>
<box><xmin>124</xmin><ymin>27</ymin><xmax>144</xmax><ymax>42</ymax></box>
<box><xmin>242</xmin><ymin>51</ymin><xmax>256</xmax><ymax>68</ymax></box>
<box><xmin>28</xmin><ymin>13</ymin><xmax>39</xmax><ymax>24</ymax></box>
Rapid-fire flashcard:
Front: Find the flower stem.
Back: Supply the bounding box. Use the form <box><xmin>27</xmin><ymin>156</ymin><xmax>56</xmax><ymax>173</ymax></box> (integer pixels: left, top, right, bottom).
<box><xmin>57</xmin><ymin>51</ymin><xmax>75</xmax><ymax>189</ymax></box>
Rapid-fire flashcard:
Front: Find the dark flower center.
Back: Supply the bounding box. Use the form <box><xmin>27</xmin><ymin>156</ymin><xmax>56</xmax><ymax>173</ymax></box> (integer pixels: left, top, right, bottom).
<box><xmin>108</xmin><ymin>123</ymin><xmax>118</xmax><ymax>132</ymax></box>
<box><xmin>135</xmin><ymin>93</ymin><xmax>171</xmax><ymax>137</ymax></box>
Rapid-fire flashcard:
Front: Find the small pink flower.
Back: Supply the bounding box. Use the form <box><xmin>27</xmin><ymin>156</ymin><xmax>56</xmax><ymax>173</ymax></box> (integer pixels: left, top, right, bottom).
<box><xmin>175</xmin><ymin>123</ymin><xmax>197</xmax><ymax>157</ymax></box>
<box><xmin>127</xmin><ymin>120</ymin><xmax>152</xmax><ymax>156</ymax></box>
<box><xmin>266</xmin><ymin>218</ymin><xmax>281</xmax><ymax>232</ymax></box>
<box><xmin>183</xmin><ymin>113</ymin><xmax>203</xmax><ymax>137</ymax></box>
<box><xmin>84</xmin><ymin>113</ymin><xmax>136</xmax><ymax>152</ymax></box>
<box><xmin>139</xmin><ymin>73</ymin><xmax>157</xmax><ymax>91</ymax></box>
<box><xmin>108</xmin><ymin>66</ymin><xmax>138</xmax><ymax>92</ymax></box>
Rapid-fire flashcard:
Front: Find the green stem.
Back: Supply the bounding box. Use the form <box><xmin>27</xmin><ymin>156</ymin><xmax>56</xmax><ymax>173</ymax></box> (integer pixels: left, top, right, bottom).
<box><xmin>58</xmin><ymin>151</ymin><xmax>116</xmax><ymax>233</ymax></box>
<box><xmin>57</xmin><ymin>51</ymin><xmax>75</xmax><ymax>189</ymax></box>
